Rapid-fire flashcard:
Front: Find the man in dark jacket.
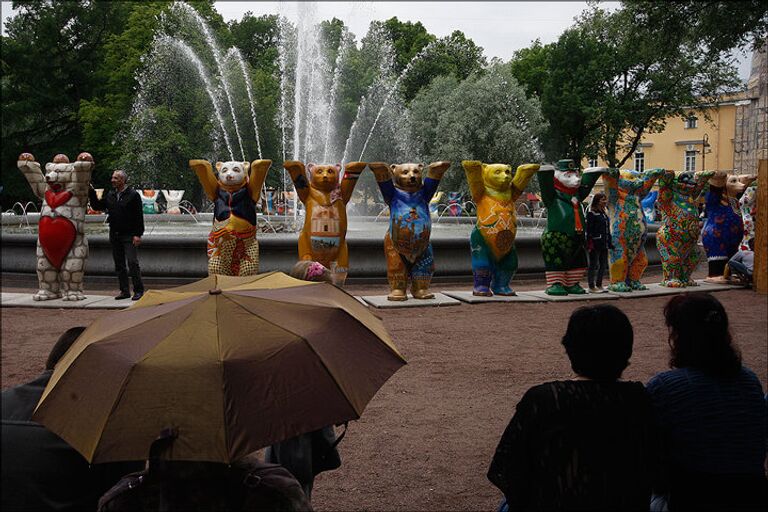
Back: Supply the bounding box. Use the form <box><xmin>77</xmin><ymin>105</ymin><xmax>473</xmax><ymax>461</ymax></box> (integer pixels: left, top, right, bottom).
<box><xmin>89</xmin><ymin>170</ymin><xmax>145</xmax><ymax>300</ymax></box>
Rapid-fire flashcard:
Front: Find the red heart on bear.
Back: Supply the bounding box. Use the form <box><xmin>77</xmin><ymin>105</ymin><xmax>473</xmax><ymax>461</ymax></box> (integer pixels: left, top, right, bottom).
<box><xmin>45</xmin><ymin>189</ymin><xmax>73</xmax><ymax>210</ymax></box>
<box><xmin>39</xmin><ymin>216</ymin><xmax>76</xmax><ymax>270</ymax></box>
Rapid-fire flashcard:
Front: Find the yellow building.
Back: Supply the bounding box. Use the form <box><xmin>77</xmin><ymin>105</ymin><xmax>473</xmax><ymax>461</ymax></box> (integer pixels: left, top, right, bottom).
<box><xmin>583</xmin><ymin>44</ymin><xmax>766</xmax><ymax>174</ymax></box>
<box><xmin>583</xmin><ymin>98</ymin><xmax>744</xmax><ymax>172</ymax></box>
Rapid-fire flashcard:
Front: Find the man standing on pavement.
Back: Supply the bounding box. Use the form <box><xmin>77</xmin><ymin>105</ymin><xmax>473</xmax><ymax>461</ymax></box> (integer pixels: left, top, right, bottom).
<box><xmin>88</xmin><ymin>170</ymin><xmax>145</xmax><ymax>300</ymax></box>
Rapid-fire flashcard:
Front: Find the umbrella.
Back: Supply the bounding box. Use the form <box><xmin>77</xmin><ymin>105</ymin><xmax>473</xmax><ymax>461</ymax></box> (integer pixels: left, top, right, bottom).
<box><xmin>32</xmin><ymin>272</ymin><xmax>406</xmax><ymax>464</ymax></box>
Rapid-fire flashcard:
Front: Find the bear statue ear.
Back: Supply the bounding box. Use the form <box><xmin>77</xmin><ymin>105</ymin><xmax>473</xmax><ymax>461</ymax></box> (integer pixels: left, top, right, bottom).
<box><xmin>390</xmin><ymin>164</ymin><xmax>397</xmax><ymax>172</ymax></box>
<box><xmin>334</xmin><ymin>164</ymin><xmax>341</xmax><ymax>172</ymax></box>
<box><xmin>417</xmin><ymin>164</ymin><xmax>424</xmax><ymax>171</ymax></box>
<box><xmin>242</xmin><ymin>161</ymin><xmax>249</xmax><ymax>171</ymax></box>
<box><xmin>481</xmin><ymin>163</ymin><xmax>488</xmax><ymax>170</ymax></box>
<box><xmin>307</xmin><ymin>163</ymin><xmax>315</xmax><ymax>174</ymax></box>
<box><xmin>215</xmin><ymin>162</ymin><xmax>223</xmax><ymax>172</ymax></box>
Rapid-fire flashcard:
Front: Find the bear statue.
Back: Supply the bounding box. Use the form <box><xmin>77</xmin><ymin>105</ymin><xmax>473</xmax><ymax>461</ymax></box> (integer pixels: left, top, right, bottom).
<box><xmin>602</xmin><ymin>167</ymin><xmax>665</xmax><ymax>292</ymax></box>
<box><xmin>702</xmin><ymin>171</ymin><xmax>757</xmax><ymax>282</ymax></box>
<box><xmin>368</xmin><ymin>161</ymin><xmax>451</xmax><ymax>301</ymax></box>
<box><xmin>656</xmin><ymin>169</ymin><xmax>715</xmax><ymax>287</ymax></box>
<box><xmin>537</xmin><ymin>159</ymin><xmax>607</xmax><ymax>295</ymax></box>
<box><xmin>461</xmin><ymin>160</ymin><xmax>540</xmax><ymax>296</ymax></box>
<box><xmin>188</xmin><ymin>159</ymin><xmax>272</xmax><ymax>276</ymax></box>
<box><xmin>17</xmin><ymin>152</ymin><xmax>95</xmax><ymax>301</ymax></box>
<box><xmin>282</xmin><ymin>160</ymin><xmax>367</xmax><ymax>286</ymax></box>
<box><xmin>739</xmin><ymin>180</ymin><xmax>758</xmax><ymax>251</ymax></box>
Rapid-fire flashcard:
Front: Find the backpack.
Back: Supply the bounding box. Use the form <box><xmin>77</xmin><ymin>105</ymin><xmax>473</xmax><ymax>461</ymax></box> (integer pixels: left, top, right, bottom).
<box><xmin>97</xmin><ymin>429</ymin><xmax>312</xmax><ymax>512</ymax></box>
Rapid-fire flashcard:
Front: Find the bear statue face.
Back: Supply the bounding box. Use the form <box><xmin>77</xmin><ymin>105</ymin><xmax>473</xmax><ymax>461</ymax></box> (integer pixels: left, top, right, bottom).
<box><xmin>554</xmin><ymin>169</ymin><xmax>581</xmax><ymax>189</ymax></box>
<box><xmin>725</xmin><ymin>174</ymin><xmax>751</xmax><ymax>198</ymax></box>
<box><xmin>44</xmin><ymin>156</ymin><xmax>74</xmax><ymax>193</ymax></box>
<box><xmin>482</xmin><ymin>164</ymin><xmax>513</xmax><ymax>192</ymax></box>
<box><xmin>675</xmin><ymin>171</ymin><xmax>698</xmax><ymax>195</ymax></box>
<box><xmin>307</xmin><ymin>163</ymin><xmax>341</xmax><ymax>192</ymax></box>
<box><xmin>215</xmin><ymin>161</ymin><xmax>250</xmax><ymax>188</ymax></box>
<box><xmin>391</xmin><ymin>163</ymin><xmax>424</xmax><ymax>193</ymax></box>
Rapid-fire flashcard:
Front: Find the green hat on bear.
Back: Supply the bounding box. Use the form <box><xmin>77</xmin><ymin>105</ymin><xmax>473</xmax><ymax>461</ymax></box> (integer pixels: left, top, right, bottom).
<box><xmin>556</xmin><ymin>159</ymin><xmax>577</xmax><ymax>171</ymax></box>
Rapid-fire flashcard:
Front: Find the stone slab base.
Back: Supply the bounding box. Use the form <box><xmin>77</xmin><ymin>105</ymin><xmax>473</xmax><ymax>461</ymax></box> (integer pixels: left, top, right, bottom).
<box><xmin>361</xmin><ymin>293</ymin><xmax>461</xmax><ymax>309</ymax></box>
<box><xmin>0</xmin><ymin>292</ymin><xmax>128</xmax><ymax>309</ymax></box>
<box><xmin>523</xmin><ymin>290</ymin><xmax>621</xmax><ymax>302</ymax></box>
<box><xmin>694</xmin><ymin>280</ymin><xmax>745</xmax><ymax>291</ymax></box>
<box><xmin>441</xmin><ymin>290</ymin><xmax>549</xmax><ymax>303</ymax></box>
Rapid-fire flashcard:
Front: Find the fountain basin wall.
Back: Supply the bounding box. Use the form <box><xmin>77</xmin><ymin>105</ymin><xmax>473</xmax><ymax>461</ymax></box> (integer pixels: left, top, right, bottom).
<box><xmin>1</xmin><ymin>221</ymin><xmax>661</xmax><ymax>278</ymax></box>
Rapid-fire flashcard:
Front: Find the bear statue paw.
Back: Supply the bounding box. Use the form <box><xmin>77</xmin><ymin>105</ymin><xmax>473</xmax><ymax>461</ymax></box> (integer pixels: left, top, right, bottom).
<box><xmin>545</xmin><ymin>283</ymin><xmax>568</xmax><ymax>296</ymax></box>
<box><xmin>491</xmin><ymin>288</ymin><xmax>516</xmax><ymax>296</ymax></box>
<box><xmin>387</xmin><ymin>289</ymin><xmax>408</xmax><ymax>301</ymax></box>
<box><xmin>564</xmin><ymin>284</ymin><xmax>587</xmax><ymax>295</ymax></box>
<box><xmin>661</xmin><ymin>279</ymin><xmax>685</xmax><ymax>288</ymax></box>
<box><xmin>62</xmin><ymin>291</ymin><xmax>86</xmax><ymax>301</ymax></box>
<box><xmin>473</xmin><ymin>288</ymin><xmax>493</xmax><ymax>297</ymax></box>
<box><xmin>609</xmin><ymin>282</ymin><xmax>633</xmax><ymax>293</ymax></box>
<box><xmin>411</xmin><ymin>289</ymin><xmax>435</xmax><ymax>300</ymax></box>
<box><xmin>686</xmin><ymin>279</ymin><xmax>698</xmax><ymax>287</ymax></box>
<box><xmin>628</xmin><ymin>280</ymin><xmax>647</xmax><ymax>291</ymax></box>
<box><xmin>32</xmin><ymin>290</ymin><xmax>61</xmax><ymax>301</ymax></box>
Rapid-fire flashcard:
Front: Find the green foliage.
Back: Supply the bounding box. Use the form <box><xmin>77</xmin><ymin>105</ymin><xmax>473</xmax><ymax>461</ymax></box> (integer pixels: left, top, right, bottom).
<box><xmin>1</xmin><ymin>0</ymin><xmax>132</xmax><ymax>206</ymax></box>
<box><xmin>621</xmin><ymin>0</ymin><xmax>768</xmax><ymax>53</ymax></box>
<box><xmin>509</xmin><ymin>3</ymin><xmax>752</xmax><ymax>168</ymax></box>
<box><xmin>409</xmin><ymin>65</ymin><xmax>547</xmax><ymax>194</ymax></box>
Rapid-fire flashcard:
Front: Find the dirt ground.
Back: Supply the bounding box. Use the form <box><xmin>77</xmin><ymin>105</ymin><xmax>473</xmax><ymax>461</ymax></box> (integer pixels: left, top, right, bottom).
<box><xmin>2</xmin><ymin>271</ymin><xmax>767</xmax><ymax>511</ymax></box>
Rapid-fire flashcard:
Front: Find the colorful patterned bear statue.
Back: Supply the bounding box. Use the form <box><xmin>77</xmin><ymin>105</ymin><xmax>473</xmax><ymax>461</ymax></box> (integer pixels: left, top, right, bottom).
<box><xmin>603</xmin><ymin>167</ymin><xmax>665</xmax><ymax>292</ymax></box>
<box><xmin>739</xmin><ymin>180</ymin><xmax>758</xmax><ymax>251</ymax></box>
<box><xmin>368</xmin><ymin>161</ymin><xmax>451</xmax><ymax>301</ymax></box>
<box><xmin>282</xmin><ymin>160</ymin><xmax>366</xmax><ymax>286</ymax></box>
<box><xmin>17</xmin><ymin>152</ymin><xmax>95</xmax><ymax>301</ymax></box>
<box><xmin>656</xmin><ymin>169</ymin><xmax>715</xmax><ymax>287</ymax></box>
<box><xmin>189</xmin><ymin>159</ymin><xmax>271</xmax><ymax>276</ymax></box>
<box><xmin>537</xmin><ymin>160</ymin><xmax>606</xmax><ymax>295</ymax></box>
<box><xmin>702</xmin><ymin>171</ymin><xmax>757</xmax><ymax>281</ymax></box>
<box><xmin>461</xmin><ymin>160</ymin><xmax>540</xmax><ymax>296</ymax></box>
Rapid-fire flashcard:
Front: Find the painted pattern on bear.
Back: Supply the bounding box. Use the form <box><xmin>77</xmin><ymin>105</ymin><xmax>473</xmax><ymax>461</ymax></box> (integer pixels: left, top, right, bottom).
<box><xmin>656</xmin><ymin>169</ymin><xmax>714</xmax><ymax>287</ymax></box>
<box><xmin>603</xmin><ymin>167</ymin><xmax>664</xmax><ymax>292</ymax></box>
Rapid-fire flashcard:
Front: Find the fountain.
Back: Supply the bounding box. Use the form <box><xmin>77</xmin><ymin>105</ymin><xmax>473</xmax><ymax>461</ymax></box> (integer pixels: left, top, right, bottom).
<box><xmin>1</xmin><ymin>3</ymin><xmax>661</xmax><ymax>280</ymax></box>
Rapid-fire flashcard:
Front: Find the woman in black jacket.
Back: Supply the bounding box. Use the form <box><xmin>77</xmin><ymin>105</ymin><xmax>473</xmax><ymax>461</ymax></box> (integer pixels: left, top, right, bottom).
<box><xmin>586</xmin><ymin>192</ymin><xmax>612</xmax><ymax>293</ymax></box>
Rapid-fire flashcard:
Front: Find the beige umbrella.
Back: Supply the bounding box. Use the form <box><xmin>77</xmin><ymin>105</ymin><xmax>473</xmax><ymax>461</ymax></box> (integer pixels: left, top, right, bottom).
<box><xmin>32</xmin><ymin>272</ymin><xmax>405</xmax><ymax>464</ymax></box>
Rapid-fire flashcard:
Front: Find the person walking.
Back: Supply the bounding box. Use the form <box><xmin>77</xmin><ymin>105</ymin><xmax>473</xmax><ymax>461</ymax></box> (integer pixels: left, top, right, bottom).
<box><xmin>586</xmin><ymin>192</ymin><xmax>612</xmax><ymax>293</ymax></box>
<box><xmin>89</xmin><ymin>170</ymin><xmax>145</xmax><ymax>300</ymax></box>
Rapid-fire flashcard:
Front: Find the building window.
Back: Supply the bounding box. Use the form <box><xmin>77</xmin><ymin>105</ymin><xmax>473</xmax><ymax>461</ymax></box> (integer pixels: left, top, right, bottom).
<box><xmin>588</xmin><ymin>157</ymin><xmax>598</xmax><ymax>168</ymax></box>
<box><xmin>684</xmin><ymin>116</ymin><xmax>698</xmax><ymax>129</ymax></box>
<box><xmin>634</xmin><ymin>151</ymin><xmax>645</xmax><ymax>172</ymax></box>
<box><xmin>684</xmin><ymin>150</ymin><xmax>697</xmax><ymax>171</ymax></box>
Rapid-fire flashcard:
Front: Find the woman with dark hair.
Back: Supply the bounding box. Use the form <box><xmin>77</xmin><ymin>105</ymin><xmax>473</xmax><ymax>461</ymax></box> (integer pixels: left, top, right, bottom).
<box><xmin>488</xmin><ymin>305</ymin><xmax>656</xmax><ymax>511</ymax></box>
<box><xmin>586</xmin><ymin>192</ymin><xmax>612</xmax><ymax>293</ymax></box>
<box><xmin>647</xmin><ymin>293</ymin><xmax>766</xmax><ymax>511</ymax></box>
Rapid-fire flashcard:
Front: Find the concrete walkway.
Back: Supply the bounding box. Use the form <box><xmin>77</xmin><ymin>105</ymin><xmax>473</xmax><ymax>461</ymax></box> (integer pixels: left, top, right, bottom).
<box><xmin>0</xmin><ymin>280</ymin><xmax>745</xmax><ymax>310</ymax></box>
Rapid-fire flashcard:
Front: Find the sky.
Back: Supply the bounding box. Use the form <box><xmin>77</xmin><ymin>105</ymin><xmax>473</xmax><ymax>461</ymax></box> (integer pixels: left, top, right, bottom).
<box><xmin>0</xmin><ymin>1</ymin><xmax>754</xmax><ymax>79</ymax></box>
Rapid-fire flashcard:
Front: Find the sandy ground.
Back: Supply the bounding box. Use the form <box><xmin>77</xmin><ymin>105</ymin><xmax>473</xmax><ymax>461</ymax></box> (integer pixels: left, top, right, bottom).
<box><xmin>2</xmin><ymin>265</ymin><xmax>767</xmax><ymax>511</ymax></box>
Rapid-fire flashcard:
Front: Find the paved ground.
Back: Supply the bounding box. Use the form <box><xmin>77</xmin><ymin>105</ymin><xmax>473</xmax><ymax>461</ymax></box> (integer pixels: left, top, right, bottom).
<box><xmin>2</xmin><ymin>263</ymin><xmax>766</xmax><ymax>511</ymax></box>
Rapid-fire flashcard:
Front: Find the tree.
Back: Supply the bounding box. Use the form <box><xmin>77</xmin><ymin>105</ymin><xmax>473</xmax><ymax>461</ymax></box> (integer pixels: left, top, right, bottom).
<box><xmin>1</xmin><ymin>0</ymin><xmax>132</xmax><ymax>207</ymax></box>
<box><xmin>372</xmin><ymin>18</ymin><xmax>486</xmax><ymax>102</ymax></box>
<box><xmin>621</xmin><ymin>0</ymin><xmax>768</xmax><ymax>53</ymax></box>
<box><xmin>508</xmin><ymin>39</ymin><xmax>551</xmax><ymax>100</ymax></box>
<box><xmin>510</xmin><ymin>5</ymin><xmax>746</xmax><ymax>168</ymax></box>
<box><xmin>409</xmin><ymin>65</ymin><xmax>547</xmax><ymax>194</ymax></box>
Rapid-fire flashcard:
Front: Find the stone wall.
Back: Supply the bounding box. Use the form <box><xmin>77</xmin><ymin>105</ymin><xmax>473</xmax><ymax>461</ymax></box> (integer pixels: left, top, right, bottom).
<box><xmin>734</xmin><ymin>38</ymin><xmax>768</xmax><ymax>174</ymax></box>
